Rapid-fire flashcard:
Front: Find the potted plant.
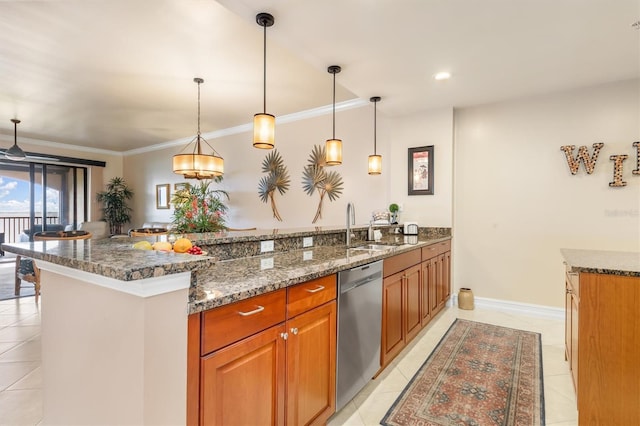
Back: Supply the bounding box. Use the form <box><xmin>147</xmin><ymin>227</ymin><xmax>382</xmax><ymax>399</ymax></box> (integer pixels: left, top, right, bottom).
<box><xmin>96</xmin><ymin>177</ymin><xmax>134</xmax><ymax>235</ymax></box>
<box><xmin>171</xmin><ymin>178</ymin><xmax>229</xmax><ymax>233</ymax></box>
<box><xmin>389</xmin><ymin>203</ymin><xmax>399</xmax><ymax>224</ymax></box>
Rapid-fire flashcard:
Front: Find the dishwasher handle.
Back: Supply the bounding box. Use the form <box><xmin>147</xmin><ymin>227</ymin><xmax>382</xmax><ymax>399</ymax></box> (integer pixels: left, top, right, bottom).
<box><xmin>340</xmin><ymin>273</ymin><xmax>381</xmax><ymax>294</ymax></box>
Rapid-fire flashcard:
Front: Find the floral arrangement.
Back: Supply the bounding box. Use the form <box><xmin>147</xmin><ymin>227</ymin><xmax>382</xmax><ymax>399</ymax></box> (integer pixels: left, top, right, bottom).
<box><xmin>171</xmin><ymin>178</ymin><xmax>229</xmax><ymax>233</ymax></box>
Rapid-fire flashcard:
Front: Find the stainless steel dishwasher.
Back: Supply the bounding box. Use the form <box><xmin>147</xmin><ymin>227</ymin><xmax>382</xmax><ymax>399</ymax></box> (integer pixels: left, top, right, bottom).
<box><xmin>336</xmin><ymin>260</ymin><xmax>383</xmax><ymax>412</ymax></box>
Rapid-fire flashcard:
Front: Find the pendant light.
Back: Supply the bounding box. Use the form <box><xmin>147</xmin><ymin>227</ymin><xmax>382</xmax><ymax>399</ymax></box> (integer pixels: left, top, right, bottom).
<box><xmin>5</xmin><ymin>119</ymin><xmax>27</xmax><ymax>161</ymax></box>
<box><xmin>173</xmin><ymin>77</ymin><xmax>224</xmax><ymax>179</ymax></box>
<box><xmin>368</xmin><ymin>96</ymin><xmax>382</xmax><ymax>175</ymax></box>
<box><xmin>253</xmin><ymin>12</ymin><xmax>275</xmax><ymax>149</ymax></box>
<box><xmin>325</xmin><ymin>65</ymin><xmax>342</xmax><ymax>166</ymax></box>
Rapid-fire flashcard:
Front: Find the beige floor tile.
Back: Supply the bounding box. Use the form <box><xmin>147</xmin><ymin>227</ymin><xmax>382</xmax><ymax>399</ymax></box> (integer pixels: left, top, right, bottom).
<box><xmin>0</xmin><ymin>389</ymin><xmax>42</xmax><ymax>425</ymax></box>
<box><xmin>327</xmin><ymin>401</ymin><xmax>364</xmax><ymax>426</ymax></box>
<box><xmin>0</xmin><ymin>339</ymin><xmax>41</xmax><ymax>362</ymax></box>
<box><xmin>0</xmin><ymin>341</ymin><xmax>20</xmax><ymax>356</ymax></box>
<box><xmin>544</xmin><ymin>384</ymin><xmax>578</xmax><ymax>425</ymax></box>
<box><xmin>14</xmin><ymin>314</ymin><xmax>41</xmax><ymax>327</ymax></box>
<box><xmin>0</xmin><ymin>315</ymin><xmax>22</xmax><ymax>327</ymax></box>
<box><xmin>356</xmin><ymin>390</ymin><xmax>401</xmax><ymax>425</ymax></box>
<box><xmin>0</xmin><ymin>326</ymin><xmax>40</xmax><ymax>343</ymax></box>
<box><xmin>0</xmin><ymin>362</ymin><xmax>39</xmax><ymax>392</ymax></box>
<box><xmin>542</xmin><ymin>344</ymin><xmax>570</xmax><ymax>377</ymax></box>
<box><xmin>8</xmin><ymin>367</ymin><xmax>41</xmax><ymax>391</ymax></box>
<box><xmin>544</xmin><ymin>373</ymin><xmax>576</xmax><ymax>403</ymax></box>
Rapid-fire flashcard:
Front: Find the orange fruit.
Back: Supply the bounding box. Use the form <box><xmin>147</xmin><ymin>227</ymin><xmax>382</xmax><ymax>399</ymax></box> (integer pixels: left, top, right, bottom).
<box><xmin>173</xmin><ymin>238</ymin><xmax>193</xmax><ymax>253</ymax></box>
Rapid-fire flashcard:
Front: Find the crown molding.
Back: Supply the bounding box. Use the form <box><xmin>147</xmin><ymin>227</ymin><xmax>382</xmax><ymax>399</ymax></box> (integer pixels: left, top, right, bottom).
<box><xmin>0</xmin><ymin>134</ymin><xmax>123</xmax><ymax>157</ymax></box>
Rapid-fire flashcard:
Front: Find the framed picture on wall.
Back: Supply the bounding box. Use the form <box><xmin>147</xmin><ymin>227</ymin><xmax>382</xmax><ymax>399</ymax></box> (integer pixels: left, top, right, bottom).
<box><xmin>408</xmin><ymin>145</ymin><xmax>434</xmax><ymax>195</ymax></box>
<box><xmin>156</xmin><ymin>184</ymin><xmax>170</xmax><ymax>209</ymax></box>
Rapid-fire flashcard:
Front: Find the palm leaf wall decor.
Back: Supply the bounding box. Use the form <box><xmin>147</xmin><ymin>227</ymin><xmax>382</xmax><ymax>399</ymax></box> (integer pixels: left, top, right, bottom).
<box><xmin>258</xmin><ymin>150</ymin><xmax>290</xmax><ymax>221</ymax></box>
<box><xmin>301</xmin><ymin>144</ymin><xmax>343</xmax><ymax>223</ymax></box>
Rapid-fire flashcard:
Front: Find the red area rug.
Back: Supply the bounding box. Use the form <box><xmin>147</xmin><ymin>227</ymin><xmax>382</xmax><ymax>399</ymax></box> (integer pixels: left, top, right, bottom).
<box><xmin>381</xmin><ymin>319</ymin><xmax>544</xmax><ymax>426</ymax></box>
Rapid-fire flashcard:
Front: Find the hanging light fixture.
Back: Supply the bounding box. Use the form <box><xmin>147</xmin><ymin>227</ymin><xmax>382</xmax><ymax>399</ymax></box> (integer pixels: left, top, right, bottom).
<box><xmin>5</xmin><ymin>119</ymin><xmax>27</xmax><ymax>161</ymax></box>
<box><xmin>325</xmin><ymin>65</ymin><xmax>342</xmax><ymax>165</ymax></box>
<box><xmin>253</xmin><ymin>12</ymin><xmax>275</xmax><ymax>149</ymax></box>
<box><xmin>173</xmin><ymin>77</ymin><xmax>224</xmax><ymax>179</ymax></box>
<box><xmin>368</xmin><ymin>96</ymin><xmax>382</xmax><ymax>175</ymax></box>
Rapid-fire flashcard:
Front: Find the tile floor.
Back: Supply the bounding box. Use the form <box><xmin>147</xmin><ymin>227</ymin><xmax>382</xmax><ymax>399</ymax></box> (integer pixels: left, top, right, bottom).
<box><xmin>0</xmin><ymin>296</ymin><xmax>577</xmax><ymax>426</ymax></box>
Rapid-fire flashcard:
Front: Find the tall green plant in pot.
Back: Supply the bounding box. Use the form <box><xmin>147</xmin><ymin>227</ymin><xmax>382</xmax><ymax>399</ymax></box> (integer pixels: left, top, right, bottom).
<box><xmin>96</xmin><ymin>177</ymin><xmax>134</xmax><ymax>235</ymax></box>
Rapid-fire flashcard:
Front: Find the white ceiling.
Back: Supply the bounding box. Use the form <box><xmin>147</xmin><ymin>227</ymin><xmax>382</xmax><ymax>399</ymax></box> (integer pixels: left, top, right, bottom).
<box><xmin>0</xmin><ymin>0</ymin><xmax>638</xmax><ymax>153</ymax></box>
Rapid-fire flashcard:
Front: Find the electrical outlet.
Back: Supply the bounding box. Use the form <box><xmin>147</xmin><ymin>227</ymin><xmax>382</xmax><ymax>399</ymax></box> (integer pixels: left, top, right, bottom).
<box><xmin>303</xmin><ymin>236</ymin><xmax>313</xmax><ymax>248</ymax></box>
<box><xmin>260</xmin><ymin>240</ymin><xmax>274</xmax><ymax>253</ymax></box>
<box><xmin>260</xmin><ymin>257</ymin><xmax>274</xmax><ymax>270</ymax></box>
<box><xmin>303</xmin><ymin>250</ymin><xmax>313</xmax><ymax>261</ymax></box>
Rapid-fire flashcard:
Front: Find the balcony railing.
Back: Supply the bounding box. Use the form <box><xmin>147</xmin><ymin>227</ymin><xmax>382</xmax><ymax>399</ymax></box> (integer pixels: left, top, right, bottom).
<box><xmin>0</xmin><ymin>216</ymin><xmax>61</xmax><ymax>244</ymax></box>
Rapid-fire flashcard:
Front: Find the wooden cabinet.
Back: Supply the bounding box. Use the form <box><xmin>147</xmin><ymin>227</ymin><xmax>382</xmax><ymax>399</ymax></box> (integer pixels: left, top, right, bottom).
<box><xmin>381</xmin><ymin>249</ymin><xmax>422</xmax><ymax>368</ymax></box>
<box><xmin>380</xmin><ymin>240</ymin><xmax>452</xmax><ymax>371</ymax></box>
<box><xmin>421</xmin><ymin>240</ymin><xmax>451</xmax><ymax>318</ymax></box>
<box><xmin>564</xmin><ymin>268</ymin><xmax>640</xmax><ymax>424</ymax></box>
<box><xmin>190</xmin><ymin>275</ymin><xmax>337</xmax><ymax>426</ymax></box>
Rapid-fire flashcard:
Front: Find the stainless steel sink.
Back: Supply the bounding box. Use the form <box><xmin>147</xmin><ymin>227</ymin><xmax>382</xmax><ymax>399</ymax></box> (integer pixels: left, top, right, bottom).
<box><xmin>350</xmin><ymin>244</ymin><xmax>395</xmax><ymax>251</ymax></box>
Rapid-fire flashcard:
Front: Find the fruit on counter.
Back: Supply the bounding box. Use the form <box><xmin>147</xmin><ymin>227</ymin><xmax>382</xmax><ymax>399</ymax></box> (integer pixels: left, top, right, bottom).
<box><xmin>132</xmin><ymin>241</ymin><xmax>153</xmax><ymax>250</ymax></box>
<box><xmin>173</xmin><ymin>237</ymin><xmax>193</xmax><ymax>253</ymax></box>
<box><xmin>152</xmin><ymin>241</ymin><xmax>173</xmax><ymax>252</ymax></box>
<box><xmin>187</xmin><ymin>245</ymin><xmax>203</xmax><ymax>255</ymax></box>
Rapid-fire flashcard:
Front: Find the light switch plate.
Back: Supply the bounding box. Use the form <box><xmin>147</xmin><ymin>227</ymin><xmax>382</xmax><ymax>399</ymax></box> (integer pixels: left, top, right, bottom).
<box><xmin>260</xmin><ymin>240</ymin><xmax>274</xmax><ymax>253</ymax></box>
<box><xmin>303</xmin><ymin>236</ymin><xmax>313</xmax><ymax>248</ymax></box>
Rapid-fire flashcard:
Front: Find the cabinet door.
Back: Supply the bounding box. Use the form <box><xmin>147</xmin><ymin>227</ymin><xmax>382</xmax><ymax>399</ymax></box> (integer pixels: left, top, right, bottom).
<box><xmin>286</xmin><ymin>301</ymin><xmax>336</xmax><ymax>426</ymax></box>
<box><xmin>201</xmin><ymin>324</ymin><xmax>286</xmax><ymax>426</ymax></box>
<box><xmin>570</xmin><ymin>291</ymin><xmax>579</xmax><ymax>398</ymax></box>
<box><xmin>564</xmin><ymin>279</ymin><xmax>572</xmax><ymax>364</ymax></box>
<box><xmin>405</xmin><ymin>264</ymin><xmax>422</xmax><ymax>343</ymax></box>
<box><xmin>420</xmin><ymin>260</ymin><xmax>433</xmax><ymax>326</ymax></box>
<box><xmin>433</xmin><ymin>255</ymin><xmax>444</xmax><ymax>314</ymax></box>
<box><xmin>443</xmin><ymin>250</ymin><xmax>451</xmax><ymax>301</ymax></box>
<box><xmin>381</xmin><ymin>271</ymin><xmax>405</xmax><ymax>367</ymax></box>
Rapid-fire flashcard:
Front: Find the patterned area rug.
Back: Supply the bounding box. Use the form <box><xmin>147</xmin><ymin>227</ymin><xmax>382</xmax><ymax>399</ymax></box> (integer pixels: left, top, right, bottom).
<box><xmin>381</xmin><ymin>319</ymin><xmax>544</xmax><ymax>426</ymax></box>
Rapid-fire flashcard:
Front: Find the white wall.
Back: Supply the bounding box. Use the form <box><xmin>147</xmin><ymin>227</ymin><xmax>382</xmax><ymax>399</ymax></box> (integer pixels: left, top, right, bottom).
<box><xmin>124</xmin><ymin>105</ymin><xmax>394</xmax><ymax>229</ymax></box>
<box><xmin>454</xmin><ymin>79</ymin><xmax>640</xmax><ymax>308</ymax></box>
<box><xmin>388</xmin><ymin>107</ymin><xmax>454</xmax><ymax>227</ymax></box>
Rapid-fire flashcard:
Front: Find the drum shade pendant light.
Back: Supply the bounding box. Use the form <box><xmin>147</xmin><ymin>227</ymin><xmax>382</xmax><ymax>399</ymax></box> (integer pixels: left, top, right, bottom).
<box><xmin>6</xmin><ymin>119</ymin><xmax>27</xmax><ymax>161</ymax></box>
<box><xmin>368</xmin><ymin>96</ymin><xmax>382</xmax><ymax>175</ymax></box>
<box><xmin>173</xmin><ymin>78</ymin><xmax>224</xmax><ymax>179</ymax></box>
<box><xmin>325</xmin><ymin>65</ymin><xmax>342</xmax><ymax>165</ymax></box>
<box><xmin>253</xmin><ymin>12</ymin><xmax>275</xmax><ymax>149</ymax></box>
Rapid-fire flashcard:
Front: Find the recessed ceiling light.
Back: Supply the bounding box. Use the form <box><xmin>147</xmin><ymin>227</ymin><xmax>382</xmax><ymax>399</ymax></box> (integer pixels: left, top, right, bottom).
<box><xmin>434</xmin><ymin>71</ymin><xmax>451</xmax><ymax>81</ymax></box>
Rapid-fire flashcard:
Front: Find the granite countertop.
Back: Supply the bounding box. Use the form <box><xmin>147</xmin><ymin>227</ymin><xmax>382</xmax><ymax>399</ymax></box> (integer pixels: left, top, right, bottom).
<box><xmin>561</xmin><ymin>248</ymin><xmax>640</xmax><ymax>277</ymax></box>
<box><xmin>188</xmin><ymin>236</ymin><xmax>451</xmax><ymax>314</ymax></box>
<box><xmin>1</xmin><ymin>237</ymin><xmax>216</xmax><ymax>281</ymax></box>
<box><xmin>1</xmin><ymin>226</ymin><xmax>451</xmax><ymax>313</ymax></box>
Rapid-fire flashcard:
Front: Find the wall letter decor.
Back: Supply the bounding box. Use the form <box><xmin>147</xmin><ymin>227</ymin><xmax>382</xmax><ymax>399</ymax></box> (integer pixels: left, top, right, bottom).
<box><xmin>560</xmin><ymin>143</ymin><xmax>604</xmax><ymax>174</ymax></box>
<box><xmin>609</xmin><ymin>154</ymin><xmax>629</xmax><ymax>187</ymax></box>
<box><xmin>301</xmin><ymin>145</ymin><xmax>343</xmax><ymax>223</ymax></box>
<box><xmin>258</xmin><ymin>150</ymin><xmax>290</xmax><ymax>221</ymax></box>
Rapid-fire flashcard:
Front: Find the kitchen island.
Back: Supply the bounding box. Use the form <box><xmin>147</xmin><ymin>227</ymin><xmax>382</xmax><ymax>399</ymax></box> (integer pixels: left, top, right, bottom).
<box><xmin>561</xmin><ymin>249</ymin><xmax>640</xmax><ymax>425</ymax></box>
<box><xmin>2</xmin><ymin>226</ymin><xmax>451</xmax><ymax>425</ymax></box>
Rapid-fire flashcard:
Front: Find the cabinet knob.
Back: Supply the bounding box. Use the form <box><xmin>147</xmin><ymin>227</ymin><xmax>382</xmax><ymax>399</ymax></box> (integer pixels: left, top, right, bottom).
<box><xmin>290</xmin><ymin>327</ymin><xmax>298</xmax><ymax>335</ymax></box>
<box><xmin>280</xmin><ymin>332</ymin><xmax>288</xmax><ymax>340</ymax></box>
<box><xmin>566</xmin><ymin>288</ymin><xmax>572</xmax><ymax>294</ymax></box>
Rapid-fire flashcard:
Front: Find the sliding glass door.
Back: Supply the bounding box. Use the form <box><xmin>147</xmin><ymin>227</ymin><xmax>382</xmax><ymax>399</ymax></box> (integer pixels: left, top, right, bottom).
<box><xmin>0</xmin><ymin>160</ymin><xmax>88</xmax><ymax>243</ymax></box>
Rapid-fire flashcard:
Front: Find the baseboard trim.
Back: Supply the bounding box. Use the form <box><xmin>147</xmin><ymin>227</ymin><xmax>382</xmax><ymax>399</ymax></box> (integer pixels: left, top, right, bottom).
<box><xmin>451</xmin><ymin>294</ymin><xmax>565</xmax><ymax>321</ymax></box>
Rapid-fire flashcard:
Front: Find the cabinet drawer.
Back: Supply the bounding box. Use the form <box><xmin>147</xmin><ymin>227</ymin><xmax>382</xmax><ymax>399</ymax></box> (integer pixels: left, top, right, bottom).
<box><xmin>201</xmin><ymin>289</ymin><xmax>286</xmax><ymax>355</ymax></box>
<box><xmin>421</xmin><ymin>240</ymin><xmax>451</xmax><ymax>260</ymax></box>
<box><xmin>384</xmin><ymin>249</ymin><xmax>421</xmax><ymax>277</ymax></box>
<box><xmin>287</xmin><ymin>275</ymin><xmax>337</xmax><ymax>318</ymax></box>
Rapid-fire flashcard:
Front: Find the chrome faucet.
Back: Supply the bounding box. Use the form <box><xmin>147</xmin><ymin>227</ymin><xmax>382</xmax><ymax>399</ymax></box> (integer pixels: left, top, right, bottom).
<box><xmin>346</xmin><ymin>202</ymin><xmax>355</xmax><ymax>246</ymax></box>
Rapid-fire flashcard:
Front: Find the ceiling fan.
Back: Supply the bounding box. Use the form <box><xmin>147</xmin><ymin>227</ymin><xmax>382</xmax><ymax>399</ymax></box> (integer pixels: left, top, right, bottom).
<box><xmin>3</xmin><ymin>118</ymin><xmax>58</xmax><ymax>162</ymax></box>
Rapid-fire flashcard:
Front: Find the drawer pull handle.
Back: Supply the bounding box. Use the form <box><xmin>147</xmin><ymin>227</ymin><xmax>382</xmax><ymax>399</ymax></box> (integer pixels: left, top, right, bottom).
<box><xmin>305</xmin><ymin>285</ymin><xmax>325</xmax><ymax>293</ymax></box>
<box><xmin>238</xmin><ymin>305</ymin><xmax>265</xmax><ymax>316</ymax></box>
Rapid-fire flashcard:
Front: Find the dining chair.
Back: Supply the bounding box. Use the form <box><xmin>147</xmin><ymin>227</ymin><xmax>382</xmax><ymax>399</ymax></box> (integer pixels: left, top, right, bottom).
<box><xmin>15</xmin><ymin>254</ymin><xmax>41</xmax><ymax>303</ymax></box>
